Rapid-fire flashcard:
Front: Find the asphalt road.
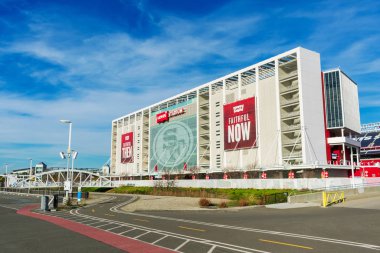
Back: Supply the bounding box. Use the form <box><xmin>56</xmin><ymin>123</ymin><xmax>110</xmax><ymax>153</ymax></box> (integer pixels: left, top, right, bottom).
<box><xmin>64</xmin><ymin>194</ymin><xmax>380</xmax><ymax>253</ymax></box>
<box><xmin>1</xmin><ymin>192</ymin><xmax>380</xmax><ymax>253</ymax></box>
<box><xmin>0</xmin><ymin>193</ymin><xmax>125</xmax><ymax>253</ymax></box>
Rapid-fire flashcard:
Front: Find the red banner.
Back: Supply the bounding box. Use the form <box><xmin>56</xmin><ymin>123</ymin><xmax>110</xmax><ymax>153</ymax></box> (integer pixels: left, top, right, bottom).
<box><xmin>121</xmin><ymin>132</ymin><xmax>134</xmax><ymax>163</ymax></box>
<box><xmin>223</xmin><ymin>97</ymin><xmax>256</xmax><ymax>150</ymax></box>
<box><xmin>156</xmin><ymin>111</ymin><xmax>169</xmax><ymax>123</ymax></box>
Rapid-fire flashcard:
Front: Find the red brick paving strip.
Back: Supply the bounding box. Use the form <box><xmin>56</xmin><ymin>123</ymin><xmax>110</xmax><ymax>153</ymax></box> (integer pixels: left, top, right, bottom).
<box><xmin>17</xmin><ymin>205</ymin><xmax>176</xmax><ymax>253</ymax></box>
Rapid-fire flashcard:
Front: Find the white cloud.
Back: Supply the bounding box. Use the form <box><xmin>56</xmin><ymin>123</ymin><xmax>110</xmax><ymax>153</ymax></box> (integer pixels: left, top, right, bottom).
<box><xmin>2</xmin><ymin>12</ymin><xmax>272</xmax><ymax>92</ymax></box>
<box><xmin>2</xmin><ymin>0</ymin><xmax>379</xmax><ymax>170</ymax></box>
<box><xmin>0</xmin><ymin>85</ymin><xmax>184</xmax><ymax>168</ymax></box>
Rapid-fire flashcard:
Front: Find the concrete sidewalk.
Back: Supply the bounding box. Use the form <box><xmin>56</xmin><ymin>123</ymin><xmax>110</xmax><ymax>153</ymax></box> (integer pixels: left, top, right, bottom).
<box><xmin>121</xmin><ymin>194</ymin><xmax>228</xmax><ymax>211</ymax></box>
<box><xmin>335</xmin><ymin>195</ymin><xmax>380</xmax><ymax>210</ymax></box>
<box><xmin>266</xmin><ymin>202</ymin><xmax>320</xmax><ymax>209</ymax></box>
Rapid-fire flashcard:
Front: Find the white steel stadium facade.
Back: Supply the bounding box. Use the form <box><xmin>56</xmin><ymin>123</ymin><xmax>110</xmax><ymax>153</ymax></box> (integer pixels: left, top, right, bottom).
<box><xmin>110</xmin><ymin>47</ymin><xmax>361</xmax><ymax>179</ymax></box>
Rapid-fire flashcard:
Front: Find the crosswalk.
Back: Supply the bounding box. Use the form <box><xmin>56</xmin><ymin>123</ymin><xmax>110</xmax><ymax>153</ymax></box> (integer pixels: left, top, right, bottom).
<box><xmin>38</xmin><ymin>209</ymin><xmax>269</xmax><ymax>253</ymax></box>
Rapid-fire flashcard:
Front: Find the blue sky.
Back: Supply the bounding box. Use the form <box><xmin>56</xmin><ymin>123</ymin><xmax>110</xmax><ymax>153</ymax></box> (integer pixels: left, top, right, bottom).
<box><xmin>1</xmin><ymin>0</ymin><xmax>379</xmax><ymax>172</ymax></box>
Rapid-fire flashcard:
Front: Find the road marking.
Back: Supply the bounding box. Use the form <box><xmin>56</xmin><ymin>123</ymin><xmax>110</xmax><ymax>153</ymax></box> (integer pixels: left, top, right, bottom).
<box><xmin>259</xmin><ymin>239</ymin><xmax>313</xmax><ymax>250</ymax></box>
<box><xmin>115</xmin><ymin>208</ymin><xmax>380</xmax><ymax>250</ymax></box>
<box><xmin>174</xmin><ymin>239</ymin><xmax>190</xmax><ymax>251</ymax></box>
<box><xmin>207</xmin><ymin>245</ymin><xmax>217</xmax><ymax>253</ymax></box>
<box><xmin>152</xmin><ymin>235</ymin><xmax>168</xmax><ymax>244</ymax></box>
<box><xmin>107</xmin><ymin>225</ymin><xmax>122</xmax><ymax>231</ymax></box>
<box><xmin>178</xmin><ymin>226</ymin><xmax>206</xmax><ymax>232</ymax></box>
<box><xmin>120</xmin><ymin>228</ymin><xmax>136</xmax><ymax>235</ymax></box>
<box><xmin>86</xmin><ymin>221</ymin><xmax>105</xmax><ymax>226</ymax></box>
<box><xmin>96</xmin><ymin>223</ymin><xmax>115</xmax><ymax>228</ymax></box>
<box><xmin>74</xmin><ymin>209</ymin><xmax>271</xmax><ymax>253</ymax></box>
<box><xmin>134</xmin><ymin>231</ymin><xmax>150</xmax><ymax>239</ymax></box>
<box><xmin>17</xmin><ymin>205</ymin><xmax>175</xmax><ymax>253</ymax></box>
<box><xmin>0</xmin><ymin>204</ymin><xmax>18</xmax><ymax>210</ymax></box>
<box><xmin>134</xmin><ymin>218</ymin><xmax>149</xmax><ymax>222</ymax></box>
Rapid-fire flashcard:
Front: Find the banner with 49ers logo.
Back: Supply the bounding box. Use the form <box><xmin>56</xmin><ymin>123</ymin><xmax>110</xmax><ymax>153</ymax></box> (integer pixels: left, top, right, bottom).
<box><xmin>150</xmin><ymin>99</ymin><xmax>197</xmax><ymax>172</ymax></box>
<box><xmin>121</xmin><ymin>132</ymin><xmax>134</xmax><ymax>163</ymax></box>
<box><xmin>223</xmin><ymin>97</ymin><xmax>256</xmax><ymax>150</ymax></box>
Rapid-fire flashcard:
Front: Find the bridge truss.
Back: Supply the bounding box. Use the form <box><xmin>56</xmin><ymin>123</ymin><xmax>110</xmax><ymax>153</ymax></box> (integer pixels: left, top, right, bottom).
<box><xmin>7</xmin><ymin>169</ymin><xmax>121</xmax><ymax>188</ymax></box>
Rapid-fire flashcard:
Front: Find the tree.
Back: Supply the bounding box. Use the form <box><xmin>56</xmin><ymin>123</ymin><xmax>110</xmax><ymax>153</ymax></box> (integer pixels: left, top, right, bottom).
<box><xmin>188</xmin><ymin>166</ymin><xmax>201</xmax><ymax>179</ymax></box>
<box><xmin>222</xmin><ymin>165</ymin><xmax>238</xmax><ymax>179</ymax></box>
<box><xmin>245</xmin><ymin>162</ymin><xmax>260</xmax><ymax>178</ymax></box>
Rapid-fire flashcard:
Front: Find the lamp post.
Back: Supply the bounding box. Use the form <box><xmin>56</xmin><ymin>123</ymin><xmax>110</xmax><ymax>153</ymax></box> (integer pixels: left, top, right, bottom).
<box><xmin>4</xmin><ymin>163</ymin><xmax>8</xmax><ymax>187</ymax></box>
<box><xmin>60</xmin><ymin>120</ymin><xmax>72</xmax><ymax>199</ymax></box>
<box><xmin>28</xmin><ymin>159</ymin><xmax>32</xmax><ymax>193</ymax></box>
<box><xmin>71</xmin><ymin>150</ymin><xmax>78</xmax><ymax>189</ymax></box>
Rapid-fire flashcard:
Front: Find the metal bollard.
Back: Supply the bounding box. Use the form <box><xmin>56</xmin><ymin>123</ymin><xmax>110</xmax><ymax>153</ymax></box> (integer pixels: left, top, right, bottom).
<box><xmin>40</xmin><ymin>195</ymin><xmax>49</xmax><ymax>211</ymax></box>
<box><xmin>53</xmin><ymin>194</ymin><xmax>59</xmax><ymax>209</ymax></box>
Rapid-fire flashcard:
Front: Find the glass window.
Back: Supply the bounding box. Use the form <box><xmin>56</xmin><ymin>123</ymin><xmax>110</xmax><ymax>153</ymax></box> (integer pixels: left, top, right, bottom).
<box><xmin>324</xmin><ymin>71</ymin><xmax>343</xmax><ymax>128</ymax></box>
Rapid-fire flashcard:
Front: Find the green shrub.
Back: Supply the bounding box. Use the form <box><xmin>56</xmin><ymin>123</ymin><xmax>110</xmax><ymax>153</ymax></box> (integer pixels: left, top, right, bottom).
<box><xmin>218</xmin><ymin>201</ymin><xmax>228</xmax><ymax>208</ymax></box>
<box><xmin>238</xmin><ymin>199</ymin><xmax>249</xmax><ymax>206</ymax></box>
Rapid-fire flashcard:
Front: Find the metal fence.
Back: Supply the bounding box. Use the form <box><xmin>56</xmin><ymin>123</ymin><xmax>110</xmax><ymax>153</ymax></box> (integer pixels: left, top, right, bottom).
<box><xmin>262</xmin><ymin>192</ymin><xmax>289</xmax><ymax>204</ymax></box>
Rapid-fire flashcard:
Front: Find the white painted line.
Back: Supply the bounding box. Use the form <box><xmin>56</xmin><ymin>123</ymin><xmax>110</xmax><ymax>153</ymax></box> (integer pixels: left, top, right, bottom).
<box><xmin>0</xmin><ymin>204</ymin><xmax>18</xmax><ymax>210</ymax></box>
<box><xmin>106</xmin><ymin>225</ymin><xmax>122</xmax><ymax>231</ymax></box>
<box><xmin>152</xmin><ymin>235</ymin><xmax>168</xmax><ymax>244</ymax></box>
<box><xmin>207</xmin><ymin>245</ymin><xmax>217</xmax><ymax>253</ymax></box>
<box><xmin>96</xmin><ymin>223</ymin><xmax>114</xmax><ymax>228</ymax></box>
<box><xmin>75</xmin><ymin>207</ymin><xmax>271</xmax><ymax>253</ymax></box>
<box><xmin>119</xmin><ymin>228</ymin><xmax>136</xmax><ymax>235</ymax></box>
<box><xmin>174</xmin><ymin>239</ymin><xmax>190</xmax><ymax>251</ymax></box>
<box><xmin>134</xmin><ymin>231</ymin><xmax>150</xmax><ymax>239</ymax></box>
<box><xmin>86</xmin><ymin>221</ymin><xmax>105</xmax><ymax>226</ymax></box>
<box><xmin>69</xmin><ymin>217</ymin><xmax>88</xmax><ymax>221</ymax></box>
<box><xmin>115</xmin><ymin>207</ymin><xmax>380</xmax><ymax>250</ymax></box>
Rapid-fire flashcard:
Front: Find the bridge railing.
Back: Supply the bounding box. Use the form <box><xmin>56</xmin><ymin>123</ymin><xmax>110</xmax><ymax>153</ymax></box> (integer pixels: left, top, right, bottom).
<box><xmin>0</xmin><ymin>187</ymin><xmax>89</xmax><ymax>199</ymax></box>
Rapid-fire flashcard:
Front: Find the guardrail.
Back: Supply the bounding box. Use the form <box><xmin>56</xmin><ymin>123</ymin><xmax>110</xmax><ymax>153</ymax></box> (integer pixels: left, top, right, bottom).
<box><xmin>322</xmin><ymin>191</ymin><xmax>345</xmax><ymax>207</ymax></box>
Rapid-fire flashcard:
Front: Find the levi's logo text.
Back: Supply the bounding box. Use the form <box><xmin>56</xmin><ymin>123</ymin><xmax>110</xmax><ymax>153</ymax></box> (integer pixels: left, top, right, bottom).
<box><xmin>233</xmin><ymin>104</ymin><xmax>244</xmax><ymax>113</ymax></box>
<box><xmin>223</xmin><ymin>97</ymin><xmax>256</xmax><ymax>150</ymax></box>
<box><xmin>156</xmin><ymin>111</ymin><xmax>169</xmax><ymax>123</ymax></box>
<box><xmin>156</xmin><ymin>108</ymin><xmax>186</xmax><ymax>123</ymax></box>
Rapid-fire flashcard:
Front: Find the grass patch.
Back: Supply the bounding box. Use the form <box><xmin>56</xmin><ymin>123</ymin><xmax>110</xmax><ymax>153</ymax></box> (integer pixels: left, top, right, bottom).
<box><xmin>106</xmin><ymin>186</ymin><xmax>307</xmax><ymax>206</ymax></box>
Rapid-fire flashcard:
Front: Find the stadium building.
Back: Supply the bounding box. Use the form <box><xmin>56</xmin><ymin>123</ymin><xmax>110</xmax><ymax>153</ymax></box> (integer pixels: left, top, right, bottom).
<box><xmin>110</xmin><ymin>47</ymin><xmax>361</xmax><ymax>179</ymax></box>
<box><xmin>356</xmin><ymin>123</ymin><xmax>380</xmax><ymax>177</ymax></box>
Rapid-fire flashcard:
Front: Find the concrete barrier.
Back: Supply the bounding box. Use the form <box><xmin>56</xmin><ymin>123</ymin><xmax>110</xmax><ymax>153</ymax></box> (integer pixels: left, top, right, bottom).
<box><xmin>107</xmin><ymin>177</ymin><xmax>380</xmax><ymax>190</ymax></box>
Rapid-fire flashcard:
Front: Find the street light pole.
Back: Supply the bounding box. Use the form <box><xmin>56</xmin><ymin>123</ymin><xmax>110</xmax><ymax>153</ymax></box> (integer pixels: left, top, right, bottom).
<box><xmin>71</xmin><ymin>150</ymin><xmax>78</xmax><ymax>190</ymax></box>
<box><xmin>28</xmin><ymin>159</ymin><xmax>32</xmax><ymax>193</ymax></box>
<box><xmin>60</xmin><ymin>120</ymin><xmax>72</xmax><ymax>199</ymax></box>
<box><xmin>4</xmin><ymin>163</ymin><xmax>8</xmax><ymax>187</ymax></box>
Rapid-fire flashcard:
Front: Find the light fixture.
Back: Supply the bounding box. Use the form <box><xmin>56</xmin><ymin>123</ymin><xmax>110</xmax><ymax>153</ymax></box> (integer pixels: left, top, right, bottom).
<box><xmin>59</xmin><ymin>152</ymin><xmax>66</xmax><ymax>159</ymax></box>
<box><xmin>72</xmin><ymin>151</ymin><xmax>78</xmax><ymax>160</ymax></box>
